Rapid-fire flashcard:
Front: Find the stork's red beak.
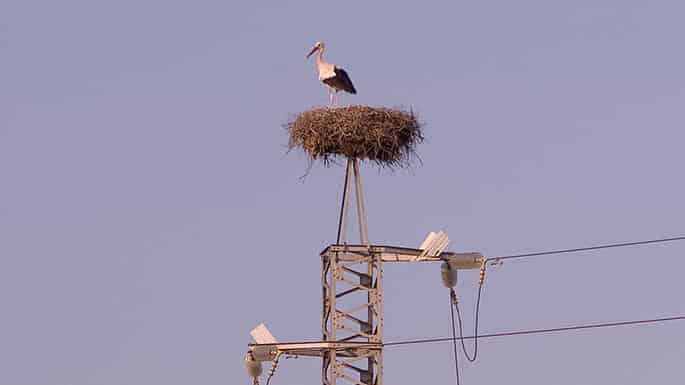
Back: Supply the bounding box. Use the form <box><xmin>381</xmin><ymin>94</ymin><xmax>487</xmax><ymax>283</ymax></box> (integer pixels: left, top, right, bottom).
<box><xmin>306</xmin><ymin>46</ymin><xmax>318</xmax><ymax>58</ymax></box>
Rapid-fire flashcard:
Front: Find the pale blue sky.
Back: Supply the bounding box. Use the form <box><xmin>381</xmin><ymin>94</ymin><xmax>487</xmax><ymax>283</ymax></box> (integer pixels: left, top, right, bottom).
<box><xmin>2</xmin><ymin>1</ymin><xmax>684</xmax><ymax>384</ymax></box>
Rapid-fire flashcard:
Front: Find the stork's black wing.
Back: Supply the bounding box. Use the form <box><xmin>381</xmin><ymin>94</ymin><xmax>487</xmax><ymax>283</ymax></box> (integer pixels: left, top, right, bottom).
<box><xmin>323</xmin><ymin>67</ymin><xmax>357</xmax><ymax>94</ymax></box>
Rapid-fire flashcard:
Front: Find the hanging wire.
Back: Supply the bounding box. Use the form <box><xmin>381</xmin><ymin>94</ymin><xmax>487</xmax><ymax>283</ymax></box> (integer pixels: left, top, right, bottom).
<box><xmin>449</xmin><ymin>260</ymin><xmax>488</xmax><ymax>364</ymax></box>
<box><xmin>449</xmin><ymin>291</ymin><xmax>461</xmax><ymax>385</ymax></box>
<box><xmin>447</xmin><ymin>260</ymin><xmax>488</xmax><ymax>385</ymax></box>
<box><xmin>453</xmin><ymin>284</ymin><xmax>483</xmax><ymax>362</ymax></box>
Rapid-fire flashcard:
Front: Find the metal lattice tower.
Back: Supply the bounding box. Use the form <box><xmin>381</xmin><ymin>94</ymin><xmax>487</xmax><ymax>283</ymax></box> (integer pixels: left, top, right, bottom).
<box><xmin>245</xmin><ymin>158</ymin><xmax>485</xmax><ymax>385</ymax></box>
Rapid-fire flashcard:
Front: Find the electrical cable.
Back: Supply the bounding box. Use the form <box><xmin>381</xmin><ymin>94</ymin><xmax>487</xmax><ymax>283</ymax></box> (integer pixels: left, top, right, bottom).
<box><xmin>448</xmin><ymin>291</ymin><xmax>461</xmax><ymax>385</ymax></box>
<box><xmin>436</xmin><ymin>235</ymin><xmax>685</xmax><ymax>381</ymax></box>
<box><xmin>439</xmin><ymin>235</ymin><xmax>685</xmax><ymax>359</ymax></box>
<box><xmin>445</xmin><ymin>260</ymin><xmax>488</xmax><ymax>385</ymax></box>
<box><xmin>494</xmin><ymin>235</ymin><xmax>685</xmax><ymax>262</ymax></box>
<box><xmin>383</xmin><ymin>315</ymin><xmax>685</xmax><ymax>348</ymax></box>
<box><xmin>454</xmin><ymin>285</ymin><xmax>482</xmax><ymax>362</ymax></box>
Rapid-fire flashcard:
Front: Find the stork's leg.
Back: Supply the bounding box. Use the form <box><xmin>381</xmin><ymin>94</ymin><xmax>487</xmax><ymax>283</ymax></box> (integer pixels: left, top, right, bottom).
<box><xmin>328</xmin><ymin>88</ymin><xmax>334</xmax><ymax>107</ymax></box>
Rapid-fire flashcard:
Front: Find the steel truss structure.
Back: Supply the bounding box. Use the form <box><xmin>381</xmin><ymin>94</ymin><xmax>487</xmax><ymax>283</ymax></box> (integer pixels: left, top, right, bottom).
<box><xmin>246</xmin><ymin>158</ymin><xmax>485</xmax><ymax>385</ymax></box>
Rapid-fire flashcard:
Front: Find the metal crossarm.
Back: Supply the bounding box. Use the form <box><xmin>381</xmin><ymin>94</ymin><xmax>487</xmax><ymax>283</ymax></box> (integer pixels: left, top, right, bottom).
<box><xmin>322</xmin><ymin>244</ymin><xmax>484</xmax><ymax>268</ymax></box>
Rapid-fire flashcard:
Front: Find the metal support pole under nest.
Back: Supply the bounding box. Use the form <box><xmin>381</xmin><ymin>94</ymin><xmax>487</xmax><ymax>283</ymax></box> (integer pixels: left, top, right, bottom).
<box><xmin>352</xmin><ymin>159</ymin><xmax>369</xmax><ymax>245</ymax></box>
<box><xmin>336</xmin><ymin>158</ymin><xmax>369</xmax><ymax>245</ymax></box>
<box><xmin>323</xmin><ymin>157</ymin><xmax>381</xmax><ymax>385</ymax></box>
<box><xmin>336</xmin><ymin>159</ymin><xmax>352</xmax><ymax>244</ymax></box>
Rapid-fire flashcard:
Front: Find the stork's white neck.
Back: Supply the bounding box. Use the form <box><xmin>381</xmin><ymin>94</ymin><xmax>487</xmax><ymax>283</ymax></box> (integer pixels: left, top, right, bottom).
<box><xmin>315</xmin><ymin>47</ymin><xmax>325</xmax><ymax>65</ymax></box>
<box><xmin>314</xmin><ymin>46</ymin><xmax>335</xmax><ymax>80</ymax></box>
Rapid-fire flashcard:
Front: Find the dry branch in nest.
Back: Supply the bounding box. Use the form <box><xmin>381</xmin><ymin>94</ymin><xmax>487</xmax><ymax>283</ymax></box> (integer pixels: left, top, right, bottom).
<box><xmin>286</xmin><ymin>105</ymin><xmax>423</xmax><ymax>169</ymax></box>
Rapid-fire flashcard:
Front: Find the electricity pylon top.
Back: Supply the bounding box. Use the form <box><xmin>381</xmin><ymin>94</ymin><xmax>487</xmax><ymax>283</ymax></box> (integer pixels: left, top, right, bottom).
<box><xmin>245</xmin><ymin>158</ymin><xmax>485</xmax><ymax>385</ymax></box>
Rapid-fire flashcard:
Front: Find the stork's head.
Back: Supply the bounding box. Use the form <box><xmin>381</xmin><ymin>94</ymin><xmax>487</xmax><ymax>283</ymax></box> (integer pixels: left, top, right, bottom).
<box><xmin>306</xmin><ymin>41</ymin><xmax>324</xmax><ymax>58</ymax></box>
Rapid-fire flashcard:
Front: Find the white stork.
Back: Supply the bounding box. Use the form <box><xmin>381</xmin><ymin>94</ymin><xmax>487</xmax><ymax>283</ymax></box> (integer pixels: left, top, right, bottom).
<box><xmin>306</xmin><ymin>42</ymin><xmax>357</xmax><ymax>106</ymax></box>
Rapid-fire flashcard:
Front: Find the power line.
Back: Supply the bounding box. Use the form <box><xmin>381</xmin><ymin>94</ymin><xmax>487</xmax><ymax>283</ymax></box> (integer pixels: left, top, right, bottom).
<box><xmin>383</xmin><ymin>315</ymin><xmax>685</xmax><ymax>348</ymax></box>
<box><xmin>448</xmin><ymin>293</ymin><xmax>461</xmax><ymax>385</ymax></box>
<box><xmin>453</xmin><ymin>289</ymin><xmax>480</xmax><ymax>362</ymax></box>
<box><xmin>493</xmin><ymin>235</ymin><xmax>685</xmax><ymax>262</ymax></box>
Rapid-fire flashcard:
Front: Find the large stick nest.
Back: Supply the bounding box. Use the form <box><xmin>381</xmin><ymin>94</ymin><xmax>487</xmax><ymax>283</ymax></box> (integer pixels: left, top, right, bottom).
<box><xmin>286</xmin><ymin>105</ymin><xmax>423</xmax><ymax>169</ymax></box>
